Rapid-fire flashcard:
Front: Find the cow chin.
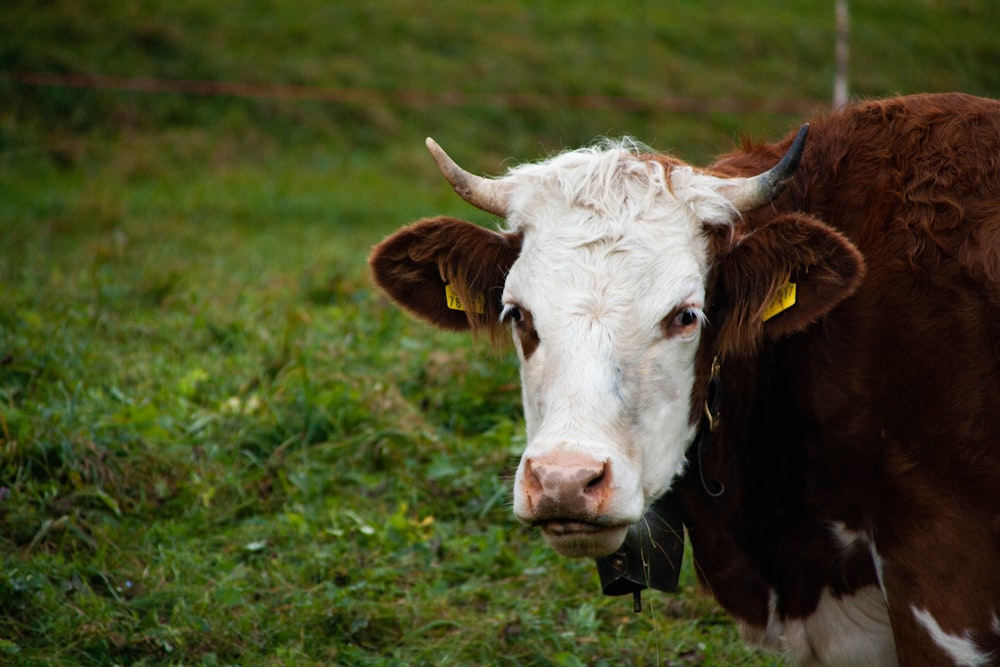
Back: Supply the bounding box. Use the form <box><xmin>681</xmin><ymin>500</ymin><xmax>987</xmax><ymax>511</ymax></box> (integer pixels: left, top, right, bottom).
<box><xmin>538</xmin><ymin>522</ymin><xmax>629</xmax><ymax>558</ymax></box>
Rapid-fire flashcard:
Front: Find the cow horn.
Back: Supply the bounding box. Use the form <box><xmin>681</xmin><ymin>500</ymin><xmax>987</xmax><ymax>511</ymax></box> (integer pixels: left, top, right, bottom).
<box><xmin>726</xmin><ymin>123</ymin><xmax>810</xmax><ymax>213</ymax></box>
<box><xmin>426</xmin><ymin>138</ymin><xmax>511</xmax><ymax>218</ymax></box>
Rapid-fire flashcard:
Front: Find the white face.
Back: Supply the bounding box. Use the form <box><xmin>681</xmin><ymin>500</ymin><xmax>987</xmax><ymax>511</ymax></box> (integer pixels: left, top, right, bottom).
<box><xmin>499</xmin><ymin>147</ymin><xmax>738</xmax><ymax>557</ymax></box>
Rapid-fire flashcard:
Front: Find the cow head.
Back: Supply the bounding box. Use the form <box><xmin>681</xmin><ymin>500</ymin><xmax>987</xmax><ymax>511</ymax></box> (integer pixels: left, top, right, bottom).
<box><xmin>370</xmin><ymin>130</ymin><xmax>863</xmax><ymax>558</ymax></box>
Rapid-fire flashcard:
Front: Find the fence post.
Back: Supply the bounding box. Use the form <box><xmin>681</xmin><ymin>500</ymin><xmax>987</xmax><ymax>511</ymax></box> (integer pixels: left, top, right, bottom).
<box><xmin>833</xmin><ymin>0</ymin><xmax>849</xmax><ymax>109</ymax></box>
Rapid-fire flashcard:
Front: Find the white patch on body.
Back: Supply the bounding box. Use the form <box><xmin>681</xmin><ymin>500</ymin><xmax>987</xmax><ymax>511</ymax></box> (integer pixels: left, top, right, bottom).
<box><xmin>869</xmin><ymin>544</ymin><xmax>887</xmax><ymax>606</ymax></box>
<box><xmin>741</xmin><ymin>586</ymin><xmax>896</xmax><ymax>667</ymax></box>
<box><xmin>830</xmin><ymin>521</ymin><xmax>867</xmax><ymax>550</ymax></box>
<box><xmin>912</xmin><ymin>607</ymin><xmax>995</xmax><ymax>667</ymax></box>
<box><xmin>829</xmin><ymin>523</ymin><xmax>891</xmax><ymax>609</ymax></box>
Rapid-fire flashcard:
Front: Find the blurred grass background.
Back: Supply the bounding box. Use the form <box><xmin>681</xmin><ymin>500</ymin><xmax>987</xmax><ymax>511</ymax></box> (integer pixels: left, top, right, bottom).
<box><xmin>1</xmin><ymin>2</ymin><xmax>998</xmax><ymax>665</ymax></box>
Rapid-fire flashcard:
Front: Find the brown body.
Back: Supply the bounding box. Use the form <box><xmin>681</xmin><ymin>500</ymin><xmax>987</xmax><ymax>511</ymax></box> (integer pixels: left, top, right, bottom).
<box><xmin>686</xmin><ymin>93</ymin><xmax>1000</xmax><ymax>664</ymax></box>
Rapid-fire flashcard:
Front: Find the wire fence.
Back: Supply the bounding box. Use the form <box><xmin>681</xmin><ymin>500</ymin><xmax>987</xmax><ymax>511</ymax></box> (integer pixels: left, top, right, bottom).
<box><xmin>2</xmin><ymin>70</ymin><xmax>824</xmax><ymax>116</ymax></box>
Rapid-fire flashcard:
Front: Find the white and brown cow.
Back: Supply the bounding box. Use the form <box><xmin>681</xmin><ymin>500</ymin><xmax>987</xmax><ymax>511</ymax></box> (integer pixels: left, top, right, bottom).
<box><xmin>369</xmin><ymin>93</ymin><xmax>1000</xmax><ymax>666</ymax></box>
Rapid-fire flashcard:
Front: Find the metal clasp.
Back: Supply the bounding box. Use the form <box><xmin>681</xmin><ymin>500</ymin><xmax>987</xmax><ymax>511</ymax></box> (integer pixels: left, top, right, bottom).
<box><xmin>702</xmin><ymin>355</ymin><xmax>722</xmax><ymax>433</ymax></box>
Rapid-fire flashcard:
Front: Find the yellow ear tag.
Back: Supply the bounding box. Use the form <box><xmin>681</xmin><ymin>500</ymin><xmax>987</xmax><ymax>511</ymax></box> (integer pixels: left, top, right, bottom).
<box><xmin>762</xmin><ymin>281</ymin><xmax>797</xmax><ymax>322</ymax></box>
<box><xmin>445</xmin><ymin>283</ymin><xmax>484</xmax><ymax>314</ymax></box>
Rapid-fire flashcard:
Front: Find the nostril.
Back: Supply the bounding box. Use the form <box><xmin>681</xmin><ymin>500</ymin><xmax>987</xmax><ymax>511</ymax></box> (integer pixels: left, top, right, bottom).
<box><xmin>524</xmin><ymin>458</ymin><xmax>543</xmax><ymax>492</ymax></box>
<box><xmin>584</xmin><ymin>462</ymin><xmax>609</xmax><ymax>493</ymax></box>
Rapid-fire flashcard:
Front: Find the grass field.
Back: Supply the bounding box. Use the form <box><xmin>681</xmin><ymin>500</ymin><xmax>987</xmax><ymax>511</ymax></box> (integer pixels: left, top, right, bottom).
<box><xmin>2</xmin><ymin>2</ymin><xmax>998</xmax><ymax>665</ymax></box>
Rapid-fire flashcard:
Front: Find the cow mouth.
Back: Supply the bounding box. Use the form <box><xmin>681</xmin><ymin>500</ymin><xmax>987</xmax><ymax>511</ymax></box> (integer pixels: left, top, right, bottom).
<box><xmin>535</xmin><ymin>520</ymin><xmax>629</xmax><ymax>558</ymax></box>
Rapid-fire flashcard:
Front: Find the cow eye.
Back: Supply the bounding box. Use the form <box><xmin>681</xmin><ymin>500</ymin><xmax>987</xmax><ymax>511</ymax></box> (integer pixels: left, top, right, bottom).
<box><xmin>663</xmin><ymin>306</ymin><xmax>702</xmax><ymax>338</ymax></box>
<box><xmin>502</xmin><ymin>303</ymin><xmax>540</xmax><ymax>357</ymax></box>
<box><xmin>677</xmin><ymin>309</ymin><xmax>698</xmax><ymax>327</ymax></box>
<box><xmin>501</xmin><ymin>304</ymin><xmax>524</xmax><ymax>325</ymax></box>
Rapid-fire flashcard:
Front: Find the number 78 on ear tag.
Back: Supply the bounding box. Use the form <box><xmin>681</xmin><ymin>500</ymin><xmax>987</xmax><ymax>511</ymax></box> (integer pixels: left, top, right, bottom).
<box><xmin>445</xmin><ymin>283</ymin><xmax>484</xmax><ymax>314</ymax></box>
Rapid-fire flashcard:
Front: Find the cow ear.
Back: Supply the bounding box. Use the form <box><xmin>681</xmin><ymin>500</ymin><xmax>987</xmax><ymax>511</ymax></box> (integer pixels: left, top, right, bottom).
<box><xmin>368</xmin><ymin>216</ymin><xmax>521</xmax><ymax>340</ymax></box>
<box><xmin>713</xmin><ymin>213</ymin><xmax>865</xmax><ymax>357</ymax></box>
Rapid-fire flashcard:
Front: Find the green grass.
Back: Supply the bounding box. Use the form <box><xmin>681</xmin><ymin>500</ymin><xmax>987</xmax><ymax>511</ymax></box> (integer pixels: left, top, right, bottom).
<box><xmin>1</xmin><ymin>1</ymin><xmax>998</xmax><ymax>664</ymax></box>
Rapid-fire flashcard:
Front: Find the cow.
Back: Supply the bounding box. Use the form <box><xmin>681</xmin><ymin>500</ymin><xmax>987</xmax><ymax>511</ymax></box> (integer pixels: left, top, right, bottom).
<box><xmin>368</xmin><ymin>92</ymin><xmax>1000</xmax><ymax>666</ymax></box>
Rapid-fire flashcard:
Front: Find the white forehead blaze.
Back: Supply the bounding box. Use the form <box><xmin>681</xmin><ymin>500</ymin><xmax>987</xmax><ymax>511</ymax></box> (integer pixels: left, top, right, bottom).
<box><xmin>499</xmin><ymin>140</ymin><xmax>740</xmax><ymax>522</ymax></box>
